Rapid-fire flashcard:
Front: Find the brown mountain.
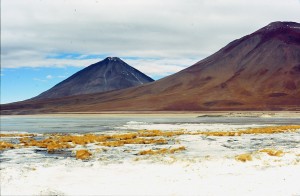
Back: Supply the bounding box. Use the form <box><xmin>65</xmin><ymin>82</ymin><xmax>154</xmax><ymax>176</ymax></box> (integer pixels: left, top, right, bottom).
<box><xmin>1</xmin><ymin>21</ymin><xmax>300</xmax><ymax>114</ymax></box>
<box><xmin>33</xmin><ymin>57</ymin><xmax>154</xmax><ymax>99</ymax></box>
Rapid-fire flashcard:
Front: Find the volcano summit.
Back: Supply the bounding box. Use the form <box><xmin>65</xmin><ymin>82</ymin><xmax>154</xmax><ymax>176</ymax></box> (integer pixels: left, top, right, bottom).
<box><xmin>34</xmin><ymin>57</ymin><xmax>154</xmax><ymax>100</ymax></box>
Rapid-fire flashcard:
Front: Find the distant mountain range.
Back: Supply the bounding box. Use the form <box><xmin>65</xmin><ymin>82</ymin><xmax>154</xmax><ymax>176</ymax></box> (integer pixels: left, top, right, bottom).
<box><xmin>33</xmin><ymin>57</ymin><xmax>154</xmax><ymax>99</ymax></box>
<box><xmin>1</xmin><ymin>21</ymin><xmax>300</xmax><ymax>114</ymax></box>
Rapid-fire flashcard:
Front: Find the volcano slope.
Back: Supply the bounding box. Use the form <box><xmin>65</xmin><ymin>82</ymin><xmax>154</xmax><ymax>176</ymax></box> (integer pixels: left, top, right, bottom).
<box><xmin>33</xmin><ymin>57</ymin><xmax>154</xmax><ymax>100</ymax></box>
<box><xmin>1</xmin><ymin>21</ymin><xmax>300</xmax><ymax>114</ymax></box>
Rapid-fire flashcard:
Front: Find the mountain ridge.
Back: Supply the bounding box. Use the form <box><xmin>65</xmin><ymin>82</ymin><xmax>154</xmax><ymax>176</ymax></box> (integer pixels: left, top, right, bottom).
<box><xmin>2</xmin><ymin>21</ymin><xmax>300</xmax><ymax>114</ymax></box>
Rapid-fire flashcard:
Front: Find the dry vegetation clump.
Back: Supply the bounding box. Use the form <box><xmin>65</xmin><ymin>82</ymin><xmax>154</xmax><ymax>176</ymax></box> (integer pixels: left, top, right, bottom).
<box><xmin>76</xmin><ymin>149</ymin><xmax>92</xmax><ymax>160</ymax></box>
<box><xmin>0</xmin><ymin>141</ymin><xmax>16</xmax><ymax>150</ymax></box>
<box><xmin>110</xmin><ymin>133</ymin><xmax>138</xmax><ymax>140</ymax></box>
<box><xmin>124</xmin><ymin>138</ymin><xmax>167</xmax><ymax>145</ymax></box>
<box><xmin>169</xmin><ymin>146</ymin><xmax>186</xmax><ymax>153</ymax></box>
<box><xmin>0</xmin><ymin>133</ymin><xmax>37</xmax><ymax>137</ymax></box>
<box><xmin>138</xmin><ymin>146</ymin><xmax>186</xmax><ymax>155</ymax></box>
<box><xmin>100</xmin><ymin>140</ymin><xmax>125</xmax><ymax>147</ymax></box>
<box><xmin>0</xmin><ymin>133</ymin><xmax>34</xmax><ymax>138</ymax></box>
<box><xmin>236</xmin><ymin>148</ymin><xmax>285</xmax><ymax>162</ymax></box>
<box><xmin>138</xmin><ymin>130</ymin><xmax>185</xmax><ymax>137</ymax></box>
<box><xmin>259</xmin><ymin>149</ymin><xmax>284</xmax><ymax>157</ymax></box>
<box><xmin>57</xmin><ymin>134</ymin><xmax>111</xmax><ymax>145</ymax></box>
<box><xmin>194</xmin><ymin>131</ymin><xmax>241</xmax><ymax>137</ymax></box>
<box><xmin>19</xmin><ymin>137</ymin><xmax>73</xmax><ymax>152</ymax></box>
<box><xmin>53</xmin><ymin>132</ymin><xmax>166</xmax><ymax>146</ymax></box>
<box><xmin>16</xmin><ymin>132</ymin><xmax>169</xmax><ymax>152</ymax></box>
<box><xmin>99</xmin><ymin>138</ymin><xmax>167</xmax><ymax>147</ymax></box>
<box><xmin>235</xmin><ymin>153</ymin><xmax>252</xmax><ymax>162</ymax></box>
<box><xmin>191</xmin><ymin>125</ymin><xmax>300</xmax><ymax>137</ymax></box>
<box><xmin>238</xmin><ymin>125</ymin><xmax>300</xmax><ymax>135</ymax></box>
<box><xmin>5</xmin><ymin>125</ymin><xmax>297</xmax><ymax>159</ymax></box>
<box><xmin>139</xmin><ymin>148</ymin><xmax>168</xmax><ymax>155</ymax></box>
<box><xmin>46</xmin><ymin>142</ymin><xmax>73</xmax><ymax>152</ymax></box>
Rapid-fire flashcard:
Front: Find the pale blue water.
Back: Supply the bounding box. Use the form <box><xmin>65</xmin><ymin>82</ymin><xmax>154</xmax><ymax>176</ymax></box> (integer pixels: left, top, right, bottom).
<box><xmin>1</xmin><ymin>115</ymin><xmax>299</xmax><ymax>133</ymax></box>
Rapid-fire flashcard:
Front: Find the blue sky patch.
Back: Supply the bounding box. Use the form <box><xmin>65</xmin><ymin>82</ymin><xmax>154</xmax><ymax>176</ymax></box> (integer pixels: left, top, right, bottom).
<box><xmin>46</xmin><ymin>53</ymin><xmax>109</xmax><ymax>60</ymax></box>
<box><xmin>1</xmin><ymin>67</ymin><xmax>81</xmax><ymax>104</ymax></box>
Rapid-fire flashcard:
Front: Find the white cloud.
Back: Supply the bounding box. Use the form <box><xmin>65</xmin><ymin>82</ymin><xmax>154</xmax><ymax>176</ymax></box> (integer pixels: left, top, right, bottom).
<box><xmin>33</xmin><ymin>78</ymin><xmax>47</xmax><ymax>82</ymax></box>
<box><xmin>1</xmin><ymin>0</ymin><xmax>300</xmax><ymax>77</ymax></box>
<box><xmin>125</xmin><ymin>58</ymin><xmax>198</xmax><ymax>78</ymax></box>
<box><xmin>46</xmin><ymin>75</ymin><xmax>53</xmax><ymax>79</ymax></box>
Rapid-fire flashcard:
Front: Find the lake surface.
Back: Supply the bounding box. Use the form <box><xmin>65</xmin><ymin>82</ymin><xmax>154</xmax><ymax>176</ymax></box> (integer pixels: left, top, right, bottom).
<box><xmin>1</xmin><ymin>114</ymin><xmax>300</xmax><ymax>133</ymax></box>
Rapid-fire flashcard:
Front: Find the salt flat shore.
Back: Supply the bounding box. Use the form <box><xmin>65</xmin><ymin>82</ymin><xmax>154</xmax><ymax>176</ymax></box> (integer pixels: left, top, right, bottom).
<box><xmin>1</xmin><ymin>155</ymin><xmax>300</xmax><ymax>196</ymax></box>
<box><xmin>1</xmin><ymin>115</ymin><xmax>299</xmax><ymax>195</ymax></box>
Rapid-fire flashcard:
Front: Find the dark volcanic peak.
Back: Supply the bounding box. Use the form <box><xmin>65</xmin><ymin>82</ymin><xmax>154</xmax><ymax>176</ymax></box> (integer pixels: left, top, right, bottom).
<box><xmin>221</xmin><ymin>21</ymin><xmax>300</xmax><ymax>54</ymax></box>
<box><xmin>2</xmin><ymin>21</ymin><xmax>300</xmax><ymax>114</ymax></box>
<box><xmin>33</xmin><ymin>57</ymin><xmax>154</xmax><ymax>100</ymax></box>
<box><xmin>257</xmin><ymin>21</ymin><xmax>300</xmax><ymax>32</ymax></box>
<box><xmin>104</xmin><ymin>57</ymin><xmax>122</xmax><ymax>62</ymax></box>
<box><xmin>253</xmin><ymin>21</ymin><xmax>300</xmax><ymax>44</ymax></box>
<box><xmin>107</xmin><ymin>57</ymin><xmax>119</xmax><ymax>60</ymax></box>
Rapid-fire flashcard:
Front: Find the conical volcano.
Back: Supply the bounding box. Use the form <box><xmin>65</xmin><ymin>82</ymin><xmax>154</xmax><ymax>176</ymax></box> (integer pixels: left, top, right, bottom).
<box><xmin>34</xmin><ymin>57</ymin><xmax>154</xmax><ymax>99</ymax></box>
<box><xmin>2</xmin><ymin>21</ymin><xmax>300</xmax><ymax>114</ymax></box>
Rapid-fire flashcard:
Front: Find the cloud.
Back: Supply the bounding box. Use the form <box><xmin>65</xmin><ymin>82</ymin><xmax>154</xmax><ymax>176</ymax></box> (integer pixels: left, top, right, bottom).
<box><xmin>2</xmin><ymin>0</ymin><xmax>300</xmax><ymax>77</ymax></box>
<box><xmin>33</xmin><ymin>78</ymin><xmax>47</xmax><ymax>82</ymax></box>
<box><xmin>34</xmin><ymin>74</ymin><xmax>66</xmax><ymax>83</ymax></box>
<box><xmin>46</xmin><ymin>75</ymin><xmax>53</xmax><ymax>79</ymax></box>
<box><xmin>124</xmin><ymin>57</ymin><xmax>198</xmax><ymax>78</ymax></box>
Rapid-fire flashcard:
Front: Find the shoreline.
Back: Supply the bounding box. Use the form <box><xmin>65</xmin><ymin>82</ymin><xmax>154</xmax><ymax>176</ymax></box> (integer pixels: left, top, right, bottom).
<box><xmin>1</xmin><ymin>111</ymin><xmax>300</xmax><ymax>118</ymax></box>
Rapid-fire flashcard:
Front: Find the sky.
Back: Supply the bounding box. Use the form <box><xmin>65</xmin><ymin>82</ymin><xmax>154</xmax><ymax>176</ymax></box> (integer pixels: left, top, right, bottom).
<box><xmin>1</xmin><ymin>0</ymin><xmax>300</xmax><ymax>104</ymax></box>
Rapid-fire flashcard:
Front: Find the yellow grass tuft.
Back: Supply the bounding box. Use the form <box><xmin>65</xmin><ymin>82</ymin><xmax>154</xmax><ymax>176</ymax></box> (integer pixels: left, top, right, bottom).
<box><xmin>99</xmin><ymin>138</ymin><xmax>167</xmax><ymax>147</ymax></box>
<box><xmin>139</xmin><ymin>146</ymin><xmax>186</xmax><ymax>155</ymax></box>
<box><xmin>191</xmin><ymin>125</ymin><xmax>300</xmax><ymax>137</ymax></box>
<box><xmin>138</xmin><ymin>130</ymin><xmax>185</xmax><ymax>137</ymax></box>
<box><xmin>239</xmin><ymin>125</ymin><xmax>300</xmax><ymax>135</ymax></box>
<box><xmin>0</xmin><ymin>141</ymin><xmax>16</xmax><ymax>150</ymax></box>
<box><xmin>235</xmin><ymin>153</ymin><xmax>252</xmax><ymax>162</ymax></box>
<box><xmin>0</xmin><ymin>133</ymin><xmax>37</xmax><ymax>138</ymax></box>
<box><xmin>100</xmin><ymin>140</ymin><xmax>125</xmax><ymax>147</ymax></box>
<box><xmin>110</xmin><ymin>133</ymin><xmax>138</xmax><ymax>140</ymax></box>
<box><xmin>196</xmin><ymin>131</ymin><xmax>241</xmax><ymax>136</ymax></box>
<box><xmin>139</xmin><ymin>149</ymin><xmax>167</xmax><ymax>155</ymax></box>
<box><xmin>259</xmin><ymin>149</ymin><xmax>284</xmax><ymax>157</ymax></box>
<box><xmin>76</xmin><ymin>149</ymin><xmax>92</xmax><ymax>160</ymax></box>
<box><xmin>19</xmin><ymin>137</ymin><xmax>73</xmax><ymax>151</ymax></box>
<box><xmin>169</xmin><ymin>146</ymin><xmax>186</xmax><ymax>153</ymax></box>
